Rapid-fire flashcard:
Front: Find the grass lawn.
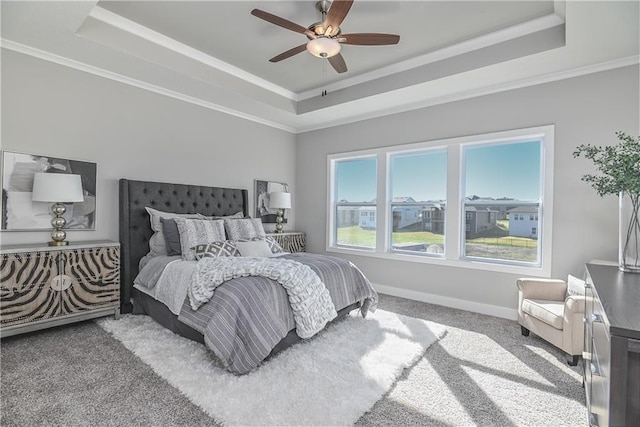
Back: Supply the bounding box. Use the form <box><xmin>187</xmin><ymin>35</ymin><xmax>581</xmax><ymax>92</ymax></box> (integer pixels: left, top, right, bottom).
<box><xmin>336</xmin><ymin>225</ymin><xmax>538</xmax><ymax>251</ymax></box>
<box><xmin>337</xmin><ymin>226</ymin><xmax>444</xmax><ymax>247</ymax></box>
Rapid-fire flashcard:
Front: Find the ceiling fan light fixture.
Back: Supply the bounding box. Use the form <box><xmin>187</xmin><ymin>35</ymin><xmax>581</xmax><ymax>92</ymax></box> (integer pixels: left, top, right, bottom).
<box><xmin>306</xmin><ymin>37</ymin><xmax>341</xmax><ymax>58</ymax></box>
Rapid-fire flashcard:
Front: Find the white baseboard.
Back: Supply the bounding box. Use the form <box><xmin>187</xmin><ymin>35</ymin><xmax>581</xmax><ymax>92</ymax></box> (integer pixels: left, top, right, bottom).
<box><xmin>374</xmin><ymin>283</ymin><xmax>518</xmax><ymax>320</ymax></box>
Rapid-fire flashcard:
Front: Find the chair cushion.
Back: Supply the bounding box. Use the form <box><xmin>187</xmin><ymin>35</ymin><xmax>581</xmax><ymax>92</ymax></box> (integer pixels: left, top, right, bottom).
<box><xmin>521</xmin><ymin>299</ymin><xmax>565</xmax><ymax>330</ymax></box>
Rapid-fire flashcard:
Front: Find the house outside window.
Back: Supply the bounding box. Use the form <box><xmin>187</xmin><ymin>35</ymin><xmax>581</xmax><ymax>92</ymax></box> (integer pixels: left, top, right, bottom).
<box><xmin>333</xmin><ymin>156</ymin><xmax>377</xmax><ymax>249</ymax></box>
<box><xmin>389</xmin><ymin>149</ymin><xmax>446</xmax><ymax>255</ymax></box>
<box><xmin>327</xmin><ymin>125</ymin><xmax>554</xmax><ymax>275</ymax></box>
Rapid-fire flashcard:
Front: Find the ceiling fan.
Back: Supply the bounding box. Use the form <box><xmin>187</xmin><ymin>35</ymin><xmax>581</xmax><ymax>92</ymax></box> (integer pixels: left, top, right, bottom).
<box><xmin>251</xmin><ymin>0</ymin><xmax>400</xmax><ymax>74</ymax></box>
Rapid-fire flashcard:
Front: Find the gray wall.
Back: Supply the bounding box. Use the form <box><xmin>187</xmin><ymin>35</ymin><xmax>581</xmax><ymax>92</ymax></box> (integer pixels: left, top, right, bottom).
<box><xmin>3</xmin><ymin>46</ymin><xmax>639</xmax><ymax>318</ymax></box>
<box><xmin>0</xmin><ymin>49</ymin><xmax>297</xmax><ymax>246</ymax></box>
<box><xmin>296</xmin><ymin>65</ymin><xmax>640</xmax><ymax>317</ymax></box>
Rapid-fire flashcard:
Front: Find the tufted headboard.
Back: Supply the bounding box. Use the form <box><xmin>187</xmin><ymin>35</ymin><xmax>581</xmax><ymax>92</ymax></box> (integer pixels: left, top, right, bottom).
<box><xmin>118</xmin><ymin>179</ymin><xmax>248</xmax><ymax>312</ymax></box>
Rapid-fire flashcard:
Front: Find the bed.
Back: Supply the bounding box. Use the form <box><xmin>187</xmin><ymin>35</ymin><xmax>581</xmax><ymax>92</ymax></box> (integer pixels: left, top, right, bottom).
<box><xmin>119</xmin><ymin>179</ymin><xmax>377</xmax><ymax>374</ymax></box>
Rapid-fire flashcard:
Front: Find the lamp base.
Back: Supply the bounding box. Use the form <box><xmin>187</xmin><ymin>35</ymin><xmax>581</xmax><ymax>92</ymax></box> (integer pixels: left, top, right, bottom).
<box><xmin>48</xmin><ymin>202</ymin><xmax>69</xmax><ymax>246</ymax></box>
<box><xmin>274</xmin><ymin>209</ymin><xmax>284</xmax><ymax>234</ymax></box>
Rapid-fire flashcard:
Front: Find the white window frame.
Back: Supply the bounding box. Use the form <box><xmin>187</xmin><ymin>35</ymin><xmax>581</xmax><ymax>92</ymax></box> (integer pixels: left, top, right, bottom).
<box><xmin>326</xmin><ymin>125</ymin><xmax>554</xmax><ymax>276</ymax></box>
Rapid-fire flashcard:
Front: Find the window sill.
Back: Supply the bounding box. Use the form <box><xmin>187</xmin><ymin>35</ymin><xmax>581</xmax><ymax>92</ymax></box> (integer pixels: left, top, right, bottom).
<box><xmin>326</xmin><ymin>246</ymin><xmax>550</xmax><ymax>277</ymax></box>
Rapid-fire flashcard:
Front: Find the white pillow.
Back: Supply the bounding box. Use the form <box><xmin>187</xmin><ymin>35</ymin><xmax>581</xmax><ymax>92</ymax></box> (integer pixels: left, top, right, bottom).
<box><xmin>145</xmin><ymin>207</ymin><xmax>200</xmax><ymax>255</ymax></box>
<box><xmin>236</xmin><ymin>240</ymin><xmax>273</xmax><ymax>258</ymax></box>
<box><xmin>567</xmin><ymin>274</ymin><xmax>586</xmax><ymax>297</ymax></box>
<box><xmin>175</xmin><ymin>218</ymin><xmax>226</xmax><ymax>261</ymax></box>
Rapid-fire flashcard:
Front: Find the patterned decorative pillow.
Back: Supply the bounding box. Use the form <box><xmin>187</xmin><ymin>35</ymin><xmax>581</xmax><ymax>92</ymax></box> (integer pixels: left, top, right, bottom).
<box><xmin>567</xmin><ymin>274</ymin><xmax>586</xmax><ymax>297</ymax></box>
<box><xmin>265</xmin><ymin>236</ymin><xmax>284</xmax><ymax>254</ymax></box>
<box><xmin>224</xmin><ymin>218</ymin><xmax>266</xmax><ymax>240</ymax></box>
<box><xmin>193</xmin><ymin>241</ymin><xmax>240</xmax><ymax>259</ymax></box>
<box><xmin>175</xmin><ymin>218</ymin><xmax>225</xmax><ymax>261</ymax></box>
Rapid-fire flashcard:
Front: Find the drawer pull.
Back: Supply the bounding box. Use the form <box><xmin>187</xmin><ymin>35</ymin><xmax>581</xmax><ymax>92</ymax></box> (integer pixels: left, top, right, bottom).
<box><xmin>589</xmin><ymin>412</ymin><xmax>598</xmax><ymax>426</ymax></box>
<box><xmin>591</xmin><ymin>313</ymin><xmax>602</xmax><ymax>323</ymax></box>
<box><xmin>590</xmin><ymin>362</ymin><xmax>601</xmax><ymax>376</ymax></box>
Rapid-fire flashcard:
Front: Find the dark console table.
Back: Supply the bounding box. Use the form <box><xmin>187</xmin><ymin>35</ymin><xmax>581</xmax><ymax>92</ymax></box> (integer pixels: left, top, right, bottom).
<box><xmin>583</xmin><ymin>263</ymin><xmax>640</xmax><ymax>426</ymax></box>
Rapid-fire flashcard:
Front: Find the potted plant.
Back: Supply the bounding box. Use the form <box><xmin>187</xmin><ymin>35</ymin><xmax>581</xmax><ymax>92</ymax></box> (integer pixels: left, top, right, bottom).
<box><xmin>574</xmin><ymin>131</ymin><xmax>640</xmax><ymax>272</ymax></box>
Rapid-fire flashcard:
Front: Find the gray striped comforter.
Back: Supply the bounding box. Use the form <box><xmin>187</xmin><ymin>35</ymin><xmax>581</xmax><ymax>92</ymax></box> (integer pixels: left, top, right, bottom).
<box><xmin>177</xmin><ymin>253</ymin><xmax>378</xmax><ymax>374</ymax></box>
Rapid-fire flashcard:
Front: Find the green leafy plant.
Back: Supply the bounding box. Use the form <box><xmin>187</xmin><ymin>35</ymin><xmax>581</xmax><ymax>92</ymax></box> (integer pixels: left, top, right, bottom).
<box><xmin>574</xmin><ymin>131</ymin><xmax>640</xmax><ymax>270</ymax></box>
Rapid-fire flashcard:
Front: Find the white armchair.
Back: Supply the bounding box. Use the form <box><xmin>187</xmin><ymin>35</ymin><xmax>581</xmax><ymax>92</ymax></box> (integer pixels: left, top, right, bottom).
<box><xmin>517</xmin><ymin>276</ymin><xmax>586</xmax><ymax>366</ymax></box>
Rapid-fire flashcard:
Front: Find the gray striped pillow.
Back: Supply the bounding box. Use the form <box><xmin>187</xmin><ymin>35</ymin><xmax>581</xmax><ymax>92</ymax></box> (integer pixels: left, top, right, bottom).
<box><xmin>175</xmin><ymin>218</ymin><xmax>225</xmax><ymax>261</ymax></box>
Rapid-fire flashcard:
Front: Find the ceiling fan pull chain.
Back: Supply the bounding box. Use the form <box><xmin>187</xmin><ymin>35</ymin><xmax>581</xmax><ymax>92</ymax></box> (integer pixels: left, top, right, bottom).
<box><xmin>322</xmin><ymin>58</ymin><xmax>328</xmax><ymax>97</ymax></box>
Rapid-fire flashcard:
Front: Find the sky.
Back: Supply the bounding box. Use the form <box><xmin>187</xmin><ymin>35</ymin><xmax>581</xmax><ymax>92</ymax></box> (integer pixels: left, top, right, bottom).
<box><xmin>335</xmin><ymin>140</ymin><xmax>541</xmax><ymax>202</ymax></box>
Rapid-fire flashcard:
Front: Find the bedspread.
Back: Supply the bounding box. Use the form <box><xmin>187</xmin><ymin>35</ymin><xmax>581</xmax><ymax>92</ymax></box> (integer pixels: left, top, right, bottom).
<box><xmin>189</xmin><ymin>256</ymin><xmax>338</xmax><ymax>338</ymax></box>
<box><xmin>178</xmin><ymin>253</ymin><xmax>378</xmax><ymax>374</ymax></box>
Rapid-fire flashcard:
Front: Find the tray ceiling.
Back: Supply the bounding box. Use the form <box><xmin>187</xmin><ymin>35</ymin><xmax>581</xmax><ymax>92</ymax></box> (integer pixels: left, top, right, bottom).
<box><xmin>1</xmin><ymin>1</ymin><xmax>638</xmax><ymax>133</ymax></box>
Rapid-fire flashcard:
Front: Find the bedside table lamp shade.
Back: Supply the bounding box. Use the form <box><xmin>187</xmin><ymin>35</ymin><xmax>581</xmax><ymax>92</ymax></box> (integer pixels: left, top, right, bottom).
<box><xmin>269</xmin><ymin>191</ymin><xmax>291</xmax><ymax>234</ymax></box>
<box><xmin>32</xmin><ymin>173</ymin><xmax>84</xmax><ymax>246</ymax></box>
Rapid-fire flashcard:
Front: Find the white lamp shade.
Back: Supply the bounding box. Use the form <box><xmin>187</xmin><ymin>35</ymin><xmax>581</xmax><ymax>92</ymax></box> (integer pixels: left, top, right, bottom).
<box><xmin>269</xmin><ymin>192</ymin><xmax>291</xmax><ymax>209</ymax></box>
<box><xmin>31</xmin><ymin>173</ymin><xmax>84</xmax><ymax>203</ymax></box>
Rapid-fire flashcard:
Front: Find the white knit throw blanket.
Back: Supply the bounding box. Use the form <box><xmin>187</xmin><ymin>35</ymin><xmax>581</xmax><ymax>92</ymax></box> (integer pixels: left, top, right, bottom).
<box><xmin>189</xmin><ymin>257</ymin><xmax>338</xmax><ymax>339</ymax></box>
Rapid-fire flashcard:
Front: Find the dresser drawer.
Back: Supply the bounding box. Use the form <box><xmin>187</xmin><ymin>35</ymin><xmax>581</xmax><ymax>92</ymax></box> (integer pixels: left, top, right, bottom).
<box><xmin>0</xmin><ymin>282</ymin><xmax>61</xmax><ymax>327</ymax></box>
<box><xmin>58</xmin><ymin>247</ymin><xmax>120</xmax><ymax>315</ymax></box>
<box><xmin>0</xmin><ymin>252</ymin><xmax>61</xmax><ymax>327</ymax></box>
<box><xmin>592</xmin><ymin>317</ymin><xmax>611</xmax><ymax>380</ymax></box>
<box><xmin>0</xmin><ymin>252</ymin><xmax>57</xmax><ymax>290</ymax></box>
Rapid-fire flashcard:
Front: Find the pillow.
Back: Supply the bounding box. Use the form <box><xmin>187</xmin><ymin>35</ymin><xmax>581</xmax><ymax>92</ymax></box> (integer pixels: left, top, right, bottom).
<box><xmin>265</xmin><ymin>236</ymin><xmax>284</xmax><ymax>254</ymax></box>
<box><xmin>160</xmin><ymin>217</ymin><xmax>182</xmax><ymax>256</ymax></box>
<box><xmin>224</xmin><ymin>217</ymin><xmax>266</xmax><ymax>240</ymax></box>
<box><xmin>239</xmin><ymin>236</ymin><xmax>284</xmax><ymax>254</ymax></box>
<box><xmin>145</xmin><ymin>207</ymin><xmax>200</xmax><ymax>255</ymax></box>
<box><xmin>175</xmin><ymin>218</ymin><xmax>226</xmax><ymax>261</ymax></box>
<box><xmin>567</xmin><ymin>274</ymin><xmax>586</xmax><ymax>297</ymax></box>
<box><xmin>236</xmin><ymin>239</ymin><xmax>273</xmax><ymax>258</ymax></box>
<box><xmin>193</xmin><ymin>241</ymin><xmax>240</xmax><ymax>259</ymax></box>
<box><xmin>198</xmin><ymin>211</ymin><xmax>244</xmax><ymax>220</ymax></box>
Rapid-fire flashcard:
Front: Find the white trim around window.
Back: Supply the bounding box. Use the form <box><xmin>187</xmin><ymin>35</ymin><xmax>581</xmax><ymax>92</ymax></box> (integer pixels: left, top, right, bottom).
<box><xmin>326</xmin><ymin>125</ymin><xmax>554</xmax><ymax>276</ymax></box>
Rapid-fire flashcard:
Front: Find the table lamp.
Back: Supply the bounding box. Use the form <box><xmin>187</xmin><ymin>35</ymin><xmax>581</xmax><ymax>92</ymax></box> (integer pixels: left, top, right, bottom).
<box><xmin>269</xmin><ymin>191</ymin><xmax>291</xmax><ymax>234</ymax></box>
<box><xmin>31</xmin><ymin>173</ymin><xmax>85</xmax><ymax>246</ymax></box>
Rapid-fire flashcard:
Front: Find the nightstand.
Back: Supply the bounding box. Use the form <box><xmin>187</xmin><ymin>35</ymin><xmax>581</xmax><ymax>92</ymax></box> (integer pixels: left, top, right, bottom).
<box><xmin>0</xmin><ymin>240</ymin><xmax>120</xmax><ymax>338</ymax></box>
<box><xmin>267</xmin><ymin>231</ymin><xmax>306</xmax><ymax>253</ymax></box>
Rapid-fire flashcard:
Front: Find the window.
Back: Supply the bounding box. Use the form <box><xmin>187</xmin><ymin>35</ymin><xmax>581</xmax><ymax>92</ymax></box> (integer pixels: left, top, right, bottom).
<box><xmin>389</xmin><ymin>150</ymin><xmax>446</xmax><ymax>255</ymax></box>
<box><xmin>462</xmin><ymin>140</ymin><xmax>542</xmax><ymax>265</ymax></box>
<box><xmin>333</xmin><ymin>156</ymin><xmax>377</xmax><ymax>249</ymax></box>
<box><xmin>327</xmin><ymin>125</ymin><xmax>554</xmax><ymax>275</ymax></box>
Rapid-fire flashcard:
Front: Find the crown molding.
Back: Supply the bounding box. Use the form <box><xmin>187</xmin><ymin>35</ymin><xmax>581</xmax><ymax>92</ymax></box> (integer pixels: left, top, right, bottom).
<box><xmin>1</xmin><ymin>39</ymin><xmax>297</xmax><ymax>133</ymax></box>
<box><xmin>2</xmin><ymin>38</ymin><xmax>637</xmax><ymax>135</ymax></box>
<box><xmin>88</xmin><ymin>6</ymin><xmax>298</xmax><ymax>101</ymax></box>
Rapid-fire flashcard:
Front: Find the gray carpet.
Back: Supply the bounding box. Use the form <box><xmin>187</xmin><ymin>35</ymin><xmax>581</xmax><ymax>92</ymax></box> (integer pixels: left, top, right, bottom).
<box><xmin>1</xmin><ymin>294</ymin><xmax>586</xmax><ymax>426</ymax></box>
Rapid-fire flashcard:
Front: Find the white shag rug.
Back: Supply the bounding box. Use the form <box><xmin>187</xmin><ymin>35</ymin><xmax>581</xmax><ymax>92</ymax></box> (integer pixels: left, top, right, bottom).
<box><xmin>98</xmin><ymin>309</ymin><xmax>446</xmax><ymax>426</ymax></box>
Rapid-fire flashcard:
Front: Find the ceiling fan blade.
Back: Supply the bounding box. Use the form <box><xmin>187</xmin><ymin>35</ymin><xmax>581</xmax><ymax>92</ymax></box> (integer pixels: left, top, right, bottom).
<box><xmin>323</xmin><ymin>0</ymin><xmax>354</xmax><ymax>36</ymax></box>
<box><xmin>340</xmin><ymin>33</ymin><xmax>400</xmax><ymax>45</ymax></box>
<box><xmin>328</xmin><ymin>53</ymin><xmax>348</xmax><ymax>73</ymax></box>
<box><xmin>269</xmin><ymin>44</ymin><xmax>308</xmax><ymax>63</ymax></box>
<box><xmin>251</xmin><ymin>9</ymin><xmax>308</xmax><ymax>34</ymax></box>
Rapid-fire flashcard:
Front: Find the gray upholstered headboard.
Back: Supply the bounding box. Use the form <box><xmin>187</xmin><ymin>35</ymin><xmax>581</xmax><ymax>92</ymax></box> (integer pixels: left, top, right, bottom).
<box><xmin>119</xmin><ymin>179</ymin><xmax>248</xmax><ymax>312</ymax></box>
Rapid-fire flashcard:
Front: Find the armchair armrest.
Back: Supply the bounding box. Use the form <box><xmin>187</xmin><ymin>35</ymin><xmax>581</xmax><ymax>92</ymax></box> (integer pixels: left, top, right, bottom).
<box><xmin>565</xmin><ymin>295</ymin><xmax>586</xmax><ymax>315</ymax></box>
<box><xmin>517</xmin><ymin>278</ymin><xmax>567</xmax><ymax>301</ymax></box>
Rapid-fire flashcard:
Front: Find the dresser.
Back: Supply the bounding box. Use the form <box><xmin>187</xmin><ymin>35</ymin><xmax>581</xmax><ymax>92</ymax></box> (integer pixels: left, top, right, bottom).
<box><xmin>0</xmin><ymin>241</ymin><xmax>120</xmax><ymax>338</ymax></box>
<box><xmin>267</xmin><ymin>231</ymin><xmax>306</xmax><ymax>253</ymax></box>
<box><xmin>583</xmin><ymin>263</ymin><xmax>640</xmax><ymax>426</ymax></box>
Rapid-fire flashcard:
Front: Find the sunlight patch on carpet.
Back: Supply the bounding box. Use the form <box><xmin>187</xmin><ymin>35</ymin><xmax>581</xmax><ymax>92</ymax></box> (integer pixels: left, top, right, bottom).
<box><xmin>98</xmin><ymin>309</ymin><xmax>446</xmax><ymax>426</ymax></box>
